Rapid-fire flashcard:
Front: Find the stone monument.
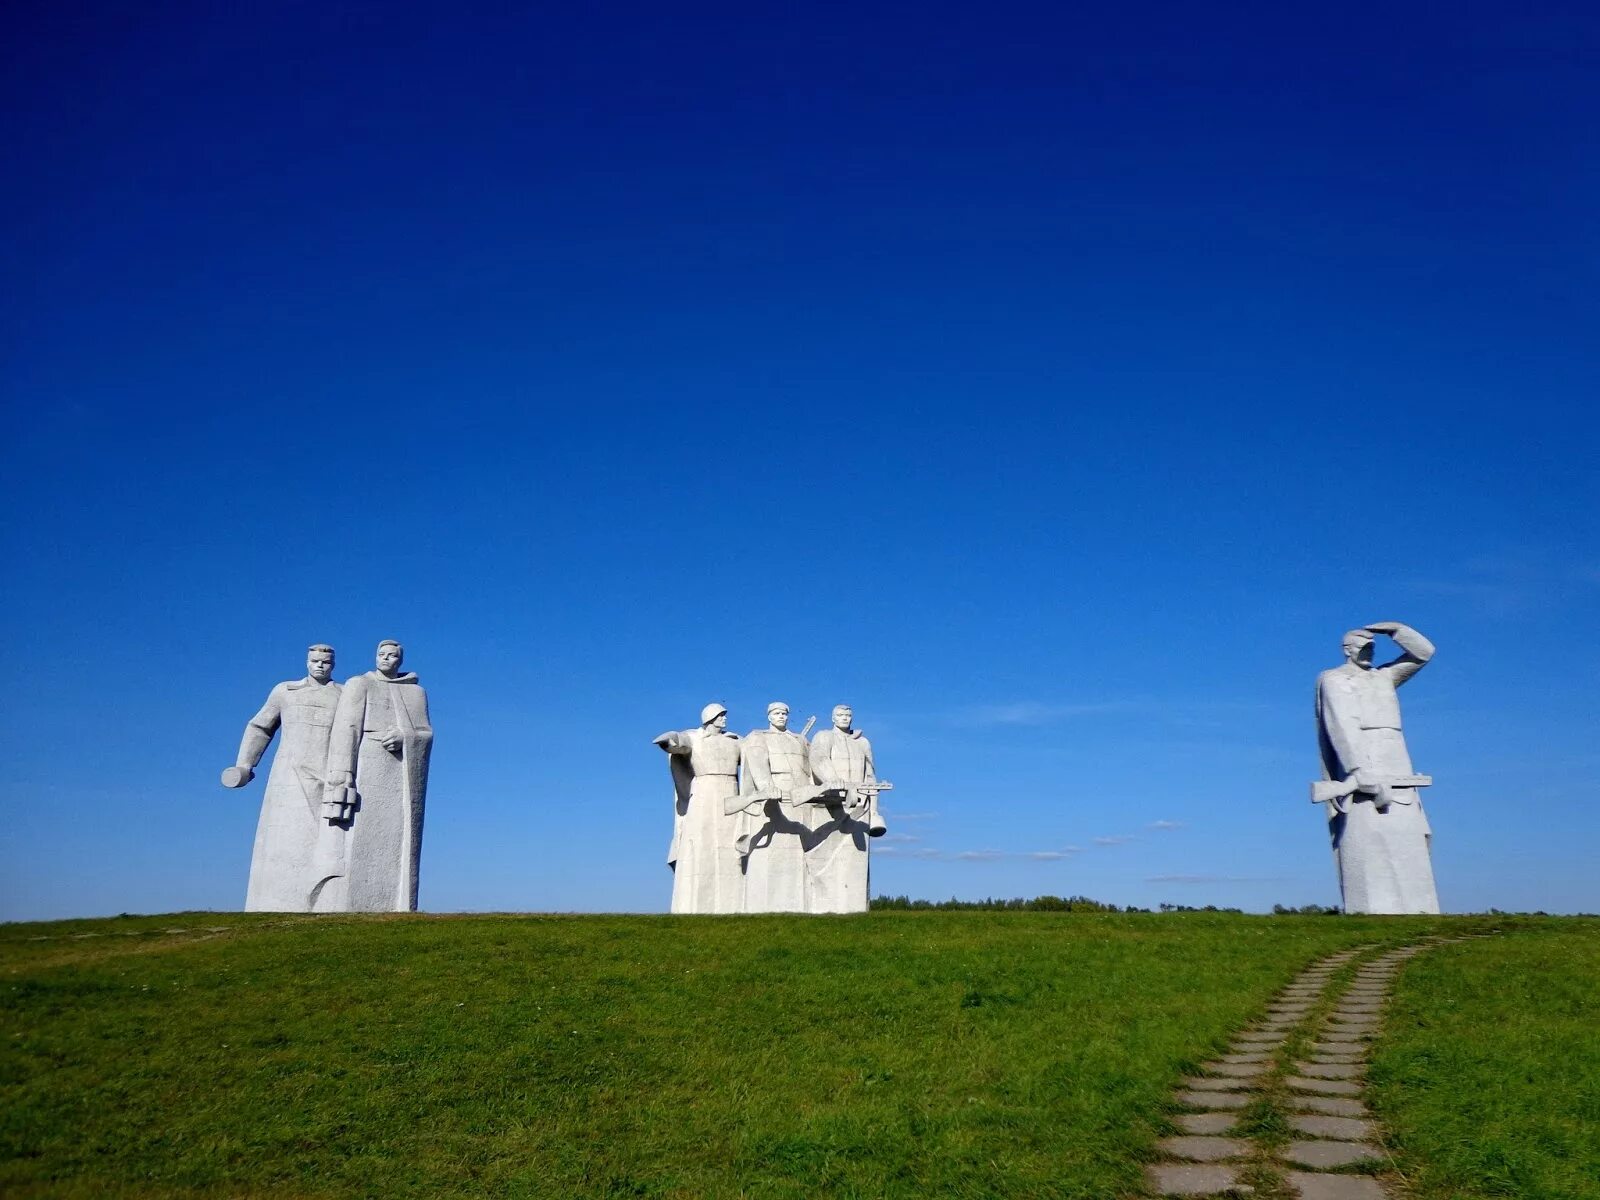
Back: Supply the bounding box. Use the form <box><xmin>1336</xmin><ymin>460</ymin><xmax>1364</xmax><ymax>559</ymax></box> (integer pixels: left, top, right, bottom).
<box><xmin>1312</xmin><ymin>620</ymin><xmax>1440</xmax><ymax>914</ymax></box>
<box><xmin>806</xmin><ymin>704</ymin><xmax>891</xmax><ymax>913</ymax></box>
<box><xmin>737</xmin><ymin>701</ymin><xmax>836</xmax><ymax>913</ymax></box>
<box><xmin>654</xmin><ymin>703</ymin><xmax>745</xmax><ymax>914</ymax></box>
<box><xmin>325</xmin><ymin>640</ymin><xmax>434</xmax><ymax>912</ymax></box>
<box><xmin>221</xmin><ymin>644</ymin><xmax>344</xmax><ymax>911</ymax></box>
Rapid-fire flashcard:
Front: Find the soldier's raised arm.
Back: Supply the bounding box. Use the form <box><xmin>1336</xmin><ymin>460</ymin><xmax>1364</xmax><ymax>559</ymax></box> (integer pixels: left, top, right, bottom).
<box><xmin>653</xmin><ymin>730</ymin><xmax>692</xmax><ymax>755</ymax></box>
<box><xmin>1366</xmin><ymin>621</ymin><xmax>1435</xmax><ymax>687</ymax></box>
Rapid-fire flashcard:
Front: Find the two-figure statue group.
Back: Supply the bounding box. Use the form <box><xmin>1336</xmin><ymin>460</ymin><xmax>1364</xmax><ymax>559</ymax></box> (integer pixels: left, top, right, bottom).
<box><xmin>221</xmin><ymin>621</ymin><xmax>1443</xmax><ymax>916</ymax></box>
<box><xmin>654</xmin><ymin>701</ymin><xmax>893</xmax><ymax>914</ymax></box>
<box><xmin>221</xmin><ymin>641</ymin><xmax>433</xmax><ymax>913</ymax></box>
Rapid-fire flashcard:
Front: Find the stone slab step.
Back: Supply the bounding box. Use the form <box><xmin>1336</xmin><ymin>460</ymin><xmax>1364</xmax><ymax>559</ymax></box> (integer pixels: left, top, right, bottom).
<box><xmin>1285</xmin><ymin>1139</ymin><xmax>1382</xmax><ymax>1169</ymax></box>
<box><xmin>1182</xmin><ymin>1075</ymin><xmax>1254</xmax><ymax>1092</ymax></box>
<box><xmin>1156</xmin><ymin>1135</ymin><xmax>1250</xmax><ymax>1162</ymax></box>
<box><xmin>1175</xmin><ymin>1112</ymin><xmax>1239</xmax><ymax>1135</ymax></box>
<box><xmin>1203</xmin><ymin>1062</ymin><xmax>1268</xmax><ymax>1079</ymax></box>
<box><xmin>1289</xmin><ymin>1114</ymin><xmax>1374</xmax><ymax>1141</ymax></box>
<box><xmin>1284</xmin><ymin>1169</ymin><xmax>1386</xmax><ymax>1199</ymax></box>
<box><xmin>1290</xmin><ymin>1094</ymin><xmax>1368</xmax><ymax>1118</ymax></box>
<box><xmin>1146</xmin><ymin>1163</ymin><xmax>1254</xmax><ymax>1196</ymax></box>
<box><xmin>1287</xmin><ymin>1075</ymin><xmax>1362</xmax><ymax>1096</ymax></box>
<box><xmin>1217</xmin><ymin>1052</ymin><xmax>1272</xmax><ymax>1065</ymax></box>
<box><xmin>1295</xmin><ymin>1061</ymin><xmax>1361</xmax><ymax>1079</ymax></box>
<box><xmin>1176</xmin><ymin>1089</ymin><xmax>1250</xmax><ymax>1110</ymax></box>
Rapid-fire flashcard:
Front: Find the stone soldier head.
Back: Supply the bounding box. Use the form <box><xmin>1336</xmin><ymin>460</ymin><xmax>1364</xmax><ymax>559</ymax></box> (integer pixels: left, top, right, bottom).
<box><xmin>767</xmin><ymin>701</ymin><xmax>790</xmax><ymax>732</ymax></box>
<box><xmin>832</xmin><ymin>704</ymin><xmax>853</xmax><ymax>732</ymax></box>
<box><xmin>701</xmin><ymin>702</ymin><xmax>728</xmax><ymax>732</ymax></box>
<box><xmin>1341</xmin><ymin>629</ymin><xmax>1375</xmax><ymax>669</ymax></box>
<box><xmin>376</xmin><ymin>640</ymin><xmax>405</xmax><ymax>677</ymax></box>
<box><xmin>307</xmin><ymin>643</ymin><xmax>335</xmax><ymax>684</ymax></box>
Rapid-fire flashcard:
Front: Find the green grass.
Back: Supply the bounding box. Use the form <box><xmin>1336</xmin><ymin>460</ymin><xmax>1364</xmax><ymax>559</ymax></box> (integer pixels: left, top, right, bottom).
<box><xmin>1368</xmin><ymin>921</ymin><xmax>1600</xmax><ymax>1200</ymax></box>
<box><xmin>0</xmin><ymin>911</ymin><xmax>1503</xmax><ymax>1199</ymax></box>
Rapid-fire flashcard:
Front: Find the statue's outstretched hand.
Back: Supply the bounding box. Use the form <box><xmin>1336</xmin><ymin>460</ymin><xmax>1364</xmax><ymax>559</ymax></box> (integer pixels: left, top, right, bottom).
<box><xmin>220</xmin><ymin>766</ymin><xmax>254</xmax><ymax>788</ymax></box>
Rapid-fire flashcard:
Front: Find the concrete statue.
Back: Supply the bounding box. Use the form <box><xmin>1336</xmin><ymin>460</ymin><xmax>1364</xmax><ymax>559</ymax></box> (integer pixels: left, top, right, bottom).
<box><xmin>221</xmin><ymin>644</ymin><xmax>344</xmax><ymax>911</ymax></box>
<box><xmin>806</xmin><ymin>704</ymin><xmax>891</xmax><ymax>913</ymax></box>
<box><xmin>737</xmin><ymin>702</ymin><xmax>841</xmax><ymax>913</ymax></box>
<box><xmin>326</xmin><ymin>640</ymin><xmax>434</xmax><ymax>912</ymax></box>
<box><xmin>654</xmin><ymin>703</ymin><xmax>745</xmax><ymax>914</ymax></box>
<box><xmin>1313</xmin><ymin>621</ymin><xmax>1440</xmax><ymax>914</ymax></box>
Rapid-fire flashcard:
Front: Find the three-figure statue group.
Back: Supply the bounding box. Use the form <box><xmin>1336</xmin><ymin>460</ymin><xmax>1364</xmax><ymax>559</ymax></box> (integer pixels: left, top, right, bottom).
<box><xmin>221</xmin><ymin>620</ymin><xmax>1443</xmax><ymax>916</ymax></box>
<box><xmin>654</xmin><ymin>701</ymin><xmax>892</xmax><ymax>914</ymax></box>
<box><xmin>221</xmin><ymin>641</ymin><xmax>433</xmax><ymax>913</ymax></box>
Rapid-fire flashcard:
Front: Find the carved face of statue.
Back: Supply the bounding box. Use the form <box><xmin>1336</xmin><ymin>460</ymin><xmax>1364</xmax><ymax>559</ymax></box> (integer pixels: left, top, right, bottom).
<box><xmin>708</xmin><ymin>711</ymin><xmax>728</xmax><ymax>732</ymax></box>
<box><xmin>307</xmin><ymin>649</ymin><xmax>335</xmax><ymax>683</ymax></box>
<box><xmin>1342</xmin><ymin>634</ymin><xmax>1374</xmax><ymax>668</ymax></box>
<box><xmin>376</xmin><ymin>642</ymin><xmax>404</xmax><ymax>676</ymax></box>
<box><xmin>833</xmin><ymin>705</ymin><xmax>852</xmax><ymax>731</ymax></box>
<box><xmin>768</xmin><ymin>704</ymin><xmax>790</xmax><ymax>732</ymax></box>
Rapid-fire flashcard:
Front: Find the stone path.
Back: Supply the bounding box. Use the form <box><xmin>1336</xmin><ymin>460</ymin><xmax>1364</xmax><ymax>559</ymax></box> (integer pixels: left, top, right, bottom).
<box><xmin>1144</xmin><ymin>942</ymin><xmax>1433</xmax><ymax>1198</ymax></box>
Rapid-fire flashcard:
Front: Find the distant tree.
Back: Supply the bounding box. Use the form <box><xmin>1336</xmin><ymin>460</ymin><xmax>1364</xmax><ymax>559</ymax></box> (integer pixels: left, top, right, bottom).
<box><xmin>1271</xmin><ymin>903</ymin><xmax>1342</xmax><ymax>915</ymax></box>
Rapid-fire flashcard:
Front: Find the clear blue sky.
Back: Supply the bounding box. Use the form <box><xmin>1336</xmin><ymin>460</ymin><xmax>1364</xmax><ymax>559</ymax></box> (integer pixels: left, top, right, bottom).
<box><xmin>2</xmin><ymin>2</ymin><xmax>1596</xmax><ymax>920</ymax></box>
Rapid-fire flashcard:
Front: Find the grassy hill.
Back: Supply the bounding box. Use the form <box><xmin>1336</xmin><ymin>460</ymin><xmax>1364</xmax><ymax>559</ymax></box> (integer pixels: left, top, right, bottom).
<box><xmin>1</xmin><ymin>911</ymin><xmax>1591</xmax><ymax>1198</ymax></box>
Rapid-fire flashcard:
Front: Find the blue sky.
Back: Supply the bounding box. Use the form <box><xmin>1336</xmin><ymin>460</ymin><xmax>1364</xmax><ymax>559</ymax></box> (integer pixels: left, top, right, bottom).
<box><xmin>2</xmin><ymin>2</ymin><xmax>1596</xmax><ymax>920</ymax></box>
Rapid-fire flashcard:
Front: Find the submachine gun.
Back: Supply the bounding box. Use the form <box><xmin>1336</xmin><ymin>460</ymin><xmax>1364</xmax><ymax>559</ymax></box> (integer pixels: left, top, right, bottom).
<box><xmin>1310</xmin><ymin>773</ymin><xmax>1431</xmax><ymax>814</ymax></box>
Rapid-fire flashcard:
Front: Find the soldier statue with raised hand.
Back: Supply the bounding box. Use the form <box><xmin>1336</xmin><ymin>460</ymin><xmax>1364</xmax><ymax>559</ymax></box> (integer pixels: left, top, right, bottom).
<box><xmin>221</xmin><ymin>643</ymin><xmax>343</xmax><ymax>912</ymax></box>
<box><xmin>807</xmin><ymin>704</ymin><xmax>892</xmax><ymax>913</ymax></box>
<box><xmin>1314</xmin><ymin>620</ymin><xmax>1441</xmax><ymax>914</ymax></box>
<box><xmin>654</xmin><ymin>703</ymin><xmax>744</xmax><ymax>914</ymax></box>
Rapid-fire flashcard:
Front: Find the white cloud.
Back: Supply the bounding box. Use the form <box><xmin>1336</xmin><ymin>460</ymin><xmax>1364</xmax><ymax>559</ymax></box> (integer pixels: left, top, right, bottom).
<box><xmin>1093</xmin><ymin>835</ymin><xmax>1136</xmax><ymax>846</ymax></box>
<box><xmin>1147</xmin><ymin>820</ymin><xmax>1186</xmax><ymax>831</ymax></box>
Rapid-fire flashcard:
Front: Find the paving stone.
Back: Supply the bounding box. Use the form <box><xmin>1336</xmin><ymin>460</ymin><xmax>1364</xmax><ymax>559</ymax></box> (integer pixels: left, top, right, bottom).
<box><xmin>1296</xmin><ymin>1061</ymin><xmax>1361</xmax><ymax>1079</ymax></box>
<box><xmin>1289</xmin><ymin>1094</ymin><xmax>1368</xmax><ymax>1118</ymax></box>
<box><xmin>1218</xmin><ymin>1052</ymin><xmax>1272</xmax><ymax>1065</ymax></box>
<box><xmin>1326</xmin><ymin>1020</ymin><xmax>1379</xmax><ymax>1033</ymax></box>
<box><xmin>1284</xmin><ymin>1169</ymin><xmax>1386</xmax><ymax>1199</ymax></box>
<box><xmin>1287</xmin><ymin>1075</ymin><xmax>1363</xmax><ymax>1096</ymax></box>
<box><xmin>1236</xmin><ymin>1033</ymin><xmax>1284</xmax><ymax>1045</ymax></box>
<box><xmin>1146</xmin><ymin>1162</ymin><xmax>1253</xmax><ymax>1196</ymax></box>
<box><xmin>1183</xmin><ymin>1075</ymin><xmax>1254</xmax><ymax>1092</ymax></box>
<box><xmin>1338</xmin><ymin>1004</ymin><xmax>1382</xmax><ymax>1014</ymax></box>
<box><xmin>1175</xmin><ymin>1112</ymin><xmax>1239</xmax><ymax>1135</ymax></box>
<box><xmin>1156</xmin><ymin>1135</ymin><xmax>1250</xmax><ymax>1162</ymax></box>
<box><xmin>1289</xmin><ymin>1114</ymin><xmax>1374</xmax><ymax>1141</ymax></box>
<box><xmin>1315</xmin><ymin>1033</ymin><xmax>1368</xmax><ymax>1045</ymax></box>
<box><xmin>1307</xmin><ymin>1052</ymin><xmax>1365</xmax><ymax>1065</ymax></box>
<box><xmin>1267</xmin><ymin>1008</ymin><xmax>1314</xmax><ymax>1019</ymax></box>
<box><xmin>1285</xmin><ymin>1140</ymin><xmax>1382</xmax><ymax>1169</ymax></box>
<box><xmin>1176</xmin><ymin>1089</ymin><xmax>1250</xmax><ymax>1110</ymax></box>
<box><xmin>1204</xmin><ymin>1061</ymin><xmax>1267</xmax><ymax>1079</ymax></box>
